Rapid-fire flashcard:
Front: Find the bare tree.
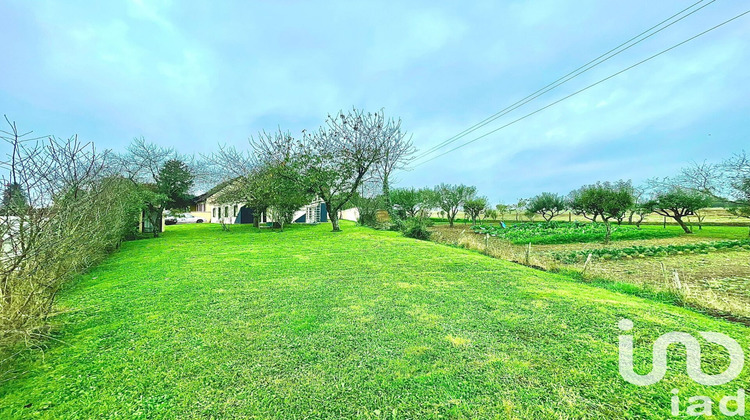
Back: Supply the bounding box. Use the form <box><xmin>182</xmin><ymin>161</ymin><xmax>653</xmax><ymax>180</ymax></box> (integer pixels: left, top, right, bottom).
<box><xmin>374</xmin><ymin>119</ymin><xmax>415</xmax><ymax>212</ymax></box>
<box><xmin>679</xmin><ymin>160</ymin><xmax>727</xmax><ymax>197</ymax></box>
<box><xmin>627</xmin><ymin>183</ymin><xmax>652</xmax><ymax>225</ymax></box>
<box><xmin>253</xmin><ymin>109</ymin><xmax>409</xmax><ymax>232</ymax></box>
<box><xmin>723</xmin><ymin>151</ymin><xmax>750</xmax><ymax>235</ymax></box>
<box><xmin>679</xmin><ymin>153</ymin><xmax>750</xmax><ymax>235</ymax></box>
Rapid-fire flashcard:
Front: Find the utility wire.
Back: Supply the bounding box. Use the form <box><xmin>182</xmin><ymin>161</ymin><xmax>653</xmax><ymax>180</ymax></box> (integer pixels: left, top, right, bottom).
<box><xmin>411</xmin><ymin>8</ymin><xmax>750</xmax><ymax>169</ymax></box>
<box><xmin>412</xmin><ymin>0</ymin><xmax>715</xmax><ymax>162</ymax></box>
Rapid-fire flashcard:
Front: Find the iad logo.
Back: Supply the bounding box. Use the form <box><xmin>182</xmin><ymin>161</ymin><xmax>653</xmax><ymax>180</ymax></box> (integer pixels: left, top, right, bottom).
<box><xmin>617</xmin><ymin>319</ymin><xmax>746</xmax><ymax>417</ymax></box>
<box><xmin>618</xmin><ymin>319</ymin><xmax>744</xmax><ymax>386</ymax></box>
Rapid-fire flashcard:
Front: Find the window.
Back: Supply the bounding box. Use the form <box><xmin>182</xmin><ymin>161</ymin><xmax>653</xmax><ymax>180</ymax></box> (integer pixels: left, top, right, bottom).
<box><xmin>225</xmin><ymin>206</ymin><xmax>229</xmax><ymax>219</ymax></box>
<box><xmin>213</xmin><ymin>208</ymin><xmax>216</xmax><ymax>217</ymax></box>
<box><xmin>233</xmin><ymin>205</ymin><xmax>238</xmax><ymax>217</ymax></box>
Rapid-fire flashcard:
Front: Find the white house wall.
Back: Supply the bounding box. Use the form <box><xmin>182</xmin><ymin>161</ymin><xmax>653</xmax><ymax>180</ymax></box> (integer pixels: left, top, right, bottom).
<box><xmin>338</xmin><ymin>207</ymin><xmax>360</xmax><ymax>222</ymax></box>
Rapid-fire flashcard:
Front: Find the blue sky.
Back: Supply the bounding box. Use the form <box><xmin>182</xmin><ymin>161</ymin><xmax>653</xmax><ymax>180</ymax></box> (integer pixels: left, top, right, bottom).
<box><xmin>1</xmin><ymin>0</ymin><xmax>748</xmax><ymax>202</ymax></box>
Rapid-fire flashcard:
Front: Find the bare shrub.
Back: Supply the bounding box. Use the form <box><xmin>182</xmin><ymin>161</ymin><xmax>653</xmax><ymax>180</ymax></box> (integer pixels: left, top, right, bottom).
<box><xmin>1</xmin><ymin>119</ymin><xmax>143</xmax><ymax>354</ymax></box>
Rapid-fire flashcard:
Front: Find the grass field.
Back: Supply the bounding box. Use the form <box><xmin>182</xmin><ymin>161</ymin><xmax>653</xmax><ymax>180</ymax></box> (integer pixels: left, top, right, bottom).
<box><xmin>1</xmin><ymin>222</ymin><xmax>749</xmax><ymax>418</ymax></box>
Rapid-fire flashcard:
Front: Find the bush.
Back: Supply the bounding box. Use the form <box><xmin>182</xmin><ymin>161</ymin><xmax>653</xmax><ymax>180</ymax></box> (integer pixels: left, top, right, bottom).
<box><xmin>401</xmin><ymin>218</ymin><xmax>431</xmax><ymax>240</ymax></box>
<box><xmin>0</xmin><ymin>132</ymin><xmax>145</xmax><ymax>353</ymax></box>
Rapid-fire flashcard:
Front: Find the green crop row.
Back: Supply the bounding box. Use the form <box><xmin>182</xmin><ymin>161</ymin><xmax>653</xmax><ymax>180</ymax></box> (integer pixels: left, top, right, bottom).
<box><xmin>471</xmin><ymin>221</ymin><xmax>679</xmax><ymax>245</ymax></box>
<box><xmin>551</xmin><ymin>239</ymin><xmax>750</xmax><ymax>263</ymax></box>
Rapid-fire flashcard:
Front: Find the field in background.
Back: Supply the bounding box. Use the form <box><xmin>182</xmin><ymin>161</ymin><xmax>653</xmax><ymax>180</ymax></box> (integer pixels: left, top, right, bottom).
<box><xmin>2</xmin><ymin>222</ymin><xmax>749</xmax><ymax>418</ymax></box>
<box><xmin>430</xmin><ymin>224</ymin><xmax>750</xmax><ymax>320</ymax></box>
<box><xmin>434</xmin><ymin>207</ymin><xmax>750</xmax><ymax>227</ymax></box>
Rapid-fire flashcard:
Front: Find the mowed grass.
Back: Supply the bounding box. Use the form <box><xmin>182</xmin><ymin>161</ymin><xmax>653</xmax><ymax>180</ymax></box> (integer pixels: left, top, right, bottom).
<box><xmin>638</xmin><ymin>224</ymin><xmax>750</xmax><ymax>240</ymax></box>
<box><xmin>1</xmin><ymin>222</ymin><xmax>749</xmax><ymax>418</ymax></box>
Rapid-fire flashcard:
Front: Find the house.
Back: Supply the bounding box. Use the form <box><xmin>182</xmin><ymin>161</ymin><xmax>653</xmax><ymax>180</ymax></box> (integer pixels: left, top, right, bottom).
<box><xmin>192</xmin><ymin>181</ymin><xmax>330</xmax><ymax>225</ymax></box>
<box><xmin>292</xmin><ymin>199</ymin><xmax>327</xmax><ymax>224</ymax></box>
<box><xmin>190</xmin><ymin>180</ymin><xmax>243</xmax><ymax>224</ymax></box>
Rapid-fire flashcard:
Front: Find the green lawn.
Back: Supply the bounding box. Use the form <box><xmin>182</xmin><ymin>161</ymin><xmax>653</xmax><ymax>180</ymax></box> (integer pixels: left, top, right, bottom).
<box><xmin>638</xmin><ymin>224</ymin><xmax>750</xmax><ymax>240</ymax></box>
<box><xmin>1</xmin><ymin>222</ymin><xmax>748</xmax><ymax>418</ymax></box>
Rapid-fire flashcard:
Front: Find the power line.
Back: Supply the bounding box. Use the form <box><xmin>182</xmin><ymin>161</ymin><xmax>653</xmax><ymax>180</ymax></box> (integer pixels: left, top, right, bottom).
<box><xmin>411</xmin><ymin>8</ymin><xmax>750</xmax><ymax>169</ymax></box>
<box><xmin>412</xmin><ymin>0</ymin><xmax>715</xmax><ymax>162</ymax></box>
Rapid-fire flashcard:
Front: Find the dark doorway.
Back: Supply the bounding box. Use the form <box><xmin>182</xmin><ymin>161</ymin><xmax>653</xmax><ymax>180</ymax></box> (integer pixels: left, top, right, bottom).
<box><xmin>236</xmin><ymin>206</ymin><xmax>254</xmax><ymax>224</ymax></box>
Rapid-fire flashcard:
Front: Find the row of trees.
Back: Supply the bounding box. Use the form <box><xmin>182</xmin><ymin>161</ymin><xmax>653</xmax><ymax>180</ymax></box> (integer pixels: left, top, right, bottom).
<box><xmin>381</xmin><ymin>152</ymin><xmax>748</xmax><ymax>244</ymax></box>
<box><xmin>525</xmin><ymin>182</ymin><xmax>712</xmax><ymax>243</ymax></box>
<box><xmin>678</xmin><ymin>153</ymin><xmax>750</xmax><ymax>226</ymax></box>
<box><xmin>519</xmin><ymin>152</ymin><xmax>750</xmax><ymax>241</ymax></box>
<box><xmin>387</xmin><ymin>184</ymin><xmax>489</xmax><ymax>227</ymax></box>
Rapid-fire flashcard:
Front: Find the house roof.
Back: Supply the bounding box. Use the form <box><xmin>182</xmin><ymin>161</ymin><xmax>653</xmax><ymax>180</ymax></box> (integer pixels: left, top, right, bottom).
<box><xmin>193</xmin><ymin>179</ymin><xmax>236</xmax><ymax>203</ymax></box>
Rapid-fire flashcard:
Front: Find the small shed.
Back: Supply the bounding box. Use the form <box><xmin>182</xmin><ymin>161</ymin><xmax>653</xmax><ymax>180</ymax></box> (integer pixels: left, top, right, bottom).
<box><xmin>139</xmin><ymin>209</ymin><xmax>164</xmax><ymax>234</ymax></box>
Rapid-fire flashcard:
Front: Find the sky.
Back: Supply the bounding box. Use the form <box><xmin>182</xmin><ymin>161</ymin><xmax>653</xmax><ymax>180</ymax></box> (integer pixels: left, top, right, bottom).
<box><xmin>1</xmin><ymin>0</ymin><xmax>748</xmax><ymax>202</ymax></box>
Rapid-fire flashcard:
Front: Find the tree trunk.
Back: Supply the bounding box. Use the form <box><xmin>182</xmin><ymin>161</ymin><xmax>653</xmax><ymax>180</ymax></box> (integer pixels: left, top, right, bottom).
<box><xmin>329</xmin><ymin>209</ymin><xmax>341</xmax><ymax>232</ymax></box>
<box><xmin>604</xmin><ymin>221</ymin><xmax>612</xmax><ymax>244</ymax></box>
<box><xmin>149</xmin><ymin>205</ymin><xmax>163</xmax><ymax>238</ymax></box>
<box><xmin>674</xmin><ymin>216</ymin><xmax>692</xmax><ymax>233</ymax></box>
<box><xmin>382</xmin><ymin>173</ymin><xmax>391</xmax><ymax>213</ymax></box>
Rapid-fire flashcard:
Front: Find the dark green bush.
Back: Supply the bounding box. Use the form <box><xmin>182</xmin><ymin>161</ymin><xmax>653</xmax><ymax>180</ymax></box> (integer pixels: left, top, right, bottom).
<box><xmin>401</xmin><ymin>218</ymin><xmax>431</xmax><ymax>240</ymax></box>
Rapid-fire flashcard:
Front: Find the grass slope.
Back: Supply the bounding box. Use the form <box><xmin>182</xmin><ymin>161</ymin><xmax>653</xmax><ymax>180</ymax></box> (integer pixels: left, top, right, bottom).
<box><xmin>1</xmin><ymin>222</ymin><xmax>748</xmax><ymax>419</ymax></box>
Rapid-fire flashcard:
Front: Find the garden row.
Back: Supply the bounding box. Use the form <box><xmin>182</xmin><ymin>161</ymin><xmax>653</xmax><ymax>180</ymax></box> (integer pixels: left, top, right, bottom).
<box><xmin>550</xmin><ymin>239</ymin><xmax>750</xmax><ymax>263</ymax></box>
<box><xmin>470</xmin><ymin>221</ymin><xmax>679</xmax><ymax>245</ymax></box>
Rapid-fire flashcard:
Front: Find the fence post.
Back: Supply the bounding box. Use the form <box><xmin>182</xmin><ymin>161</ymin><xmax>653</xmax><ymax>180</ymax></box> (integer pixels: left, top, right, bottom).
<box><xmin>582</xmin><ymin>253</ymin><xmax>593</xmax><ymax>275</ymax></box>
<box><xmin>672</xmin><ymin>270</ymin><xmax>682</xmax><ymax>291</ymax></box>
<box><xmin>525</xmin><ymin>242</ymin><xmax>531</xmax><ymax>266</ymax></box>
<box><xmin>485</xmin><ymin>234</ymin><xmax>489</xmax><ymax>255</ymax></box>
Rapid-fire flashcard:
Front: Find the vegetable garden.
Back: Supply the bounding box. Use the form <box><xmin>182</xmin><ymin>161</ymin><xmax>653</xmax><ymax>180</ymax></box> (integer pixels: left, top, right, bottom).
<box><xmin>470</xmin><ymin>221</ymin><xmax>679</xmax><ymax>245</ymax></box>
<box><xmin>551</xmin><ymin>238</ymin><xmax>750</xmax><ymax>263</ymax></box>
